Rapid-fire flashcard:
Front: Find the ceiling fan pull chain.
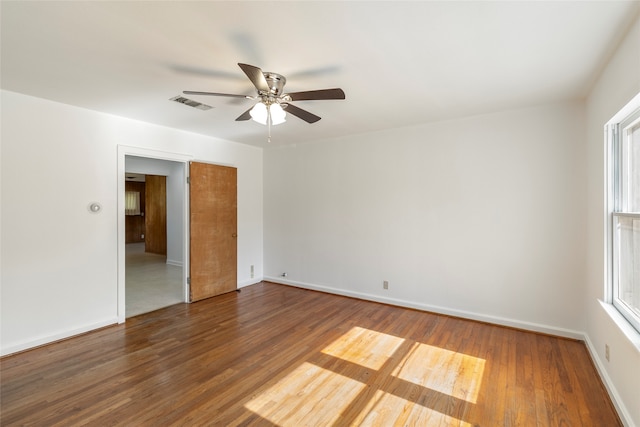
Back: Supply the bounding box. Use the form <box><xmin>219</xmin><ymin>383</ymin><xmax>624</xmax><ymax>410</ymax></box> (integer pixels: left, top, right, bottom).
<box><xmin>267</xmin><ymin>105</ymin><xmax>272</xmax><ymax>143</ymax></box>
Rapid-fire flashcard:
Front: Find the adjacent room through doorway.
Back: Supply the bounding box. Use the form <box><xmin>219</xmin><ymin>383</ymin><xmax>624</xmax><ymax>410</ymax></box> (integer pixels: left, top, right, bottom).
<box><xmin>124</xmin><ymin>157</ymin><xmax>187</xmax><ymax>317</ymax></box>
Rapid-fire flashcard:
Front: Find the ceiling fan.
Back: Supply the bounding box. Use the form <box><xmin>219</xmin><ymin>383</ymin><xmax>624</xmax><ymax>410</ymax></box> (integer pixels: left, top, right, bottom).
<box><xmin>184</xmin><ymin>63</ymin><xmax>345</xmax><ymax>142</ymax></box>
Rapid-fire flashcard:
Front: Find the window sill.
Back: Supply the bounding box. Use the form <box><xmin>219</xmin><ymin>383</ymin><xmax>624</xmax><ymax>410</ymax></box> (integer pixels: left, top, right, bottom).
<box><xmin>599</xmin><ymin>300</ymin><xmax>640</xmax><ymax>354</ymax></box>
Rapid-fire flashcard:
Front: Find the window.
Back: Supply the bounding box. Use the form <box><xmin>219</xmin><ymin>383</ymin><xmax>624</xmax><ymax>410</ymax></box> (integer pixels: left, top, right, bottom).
<box><xmin>608</xmin><ymin>95</ymin><xmax>640</xmax><ymax>333</ymax></box>
<box><xmin>125</xmin><ymin>191</ymin><xmax>141</xmax><ymax>215</ymax></box>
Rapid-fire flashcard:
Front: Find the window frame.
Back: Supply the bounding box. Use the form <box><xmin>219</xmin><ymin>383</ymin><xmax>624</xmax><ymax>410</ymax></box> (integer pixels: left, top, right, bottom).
<box><xmin>606</xmin><ymin>95</ymin><xmax>640</xmax><ymax>334</ymax></box>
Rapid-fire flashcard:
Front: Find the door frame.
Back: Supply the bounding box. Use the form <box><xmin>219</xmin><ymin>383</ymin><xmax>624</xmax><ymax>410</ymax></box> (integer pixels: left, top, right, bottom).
<box><xmin>117</xmin><ymin>146</ymin><xmax>192</xmax><ymax>323</ymax></box>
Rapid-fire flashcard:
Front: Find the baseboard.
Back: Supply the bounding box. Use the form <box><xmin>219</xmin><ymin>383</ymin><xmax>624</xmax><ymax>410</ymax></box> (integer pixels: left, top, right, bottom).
<box><xmin>583</xmin><ymin>334</ymin><xmax>634</xmax><ymax>427</ymax></box>
<box><xmin>264</xmin><ymin>276</ymin><xmax>584</xmax><ymax>339</ymax></box>
<box><xmin>166</xmin><ymin>259</ymin><xmax>183</xmax><ymax>267</ymax></box>
<box><xmin>1</xmin><ymin>317</ymin><xmax>118</xmax><ymax>357</ymax></box>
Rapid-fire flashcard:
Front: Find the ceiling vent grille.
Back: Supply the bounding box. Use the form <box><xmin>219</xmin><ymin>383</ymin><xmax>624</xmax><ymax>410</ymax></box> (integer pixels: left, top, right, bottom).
<box><xmin>170</xmin><ymin>96</ymin><xmax>212</xmax><ymax>111</ymax></box>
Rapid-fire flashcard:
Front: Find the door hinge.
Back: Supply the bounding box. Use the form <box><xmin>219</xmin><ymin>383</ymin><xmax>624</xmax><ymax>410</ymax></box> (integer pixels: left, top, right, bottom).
<box><xmin>187</xmin><ymin>176</ymin><xmax>190</xmax><ymax>184</ymax></box>
<box><xmin>187</xmin><ymin>277</ymin><xmax>191</xmax><ymax>285</ymax></box>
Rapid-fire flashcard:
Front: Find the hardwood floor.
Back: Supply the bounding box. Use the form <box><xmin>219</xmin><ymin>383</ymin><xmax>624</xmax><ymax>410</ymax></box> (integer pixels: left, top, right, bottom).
<box><xmin>1</xmin><ymin>282</ymin><xmax>620</xmax><ymax>426</ymax></box>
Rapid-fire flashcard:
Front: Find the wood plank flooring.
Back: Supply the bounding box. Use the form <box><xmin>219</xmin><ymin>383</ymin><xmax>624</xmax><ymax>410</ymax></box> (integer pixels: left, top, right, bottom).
<box><xmin>1</xmin><ymin>282</ymin><xmax>621</xmax><ymax>426</ymax></box>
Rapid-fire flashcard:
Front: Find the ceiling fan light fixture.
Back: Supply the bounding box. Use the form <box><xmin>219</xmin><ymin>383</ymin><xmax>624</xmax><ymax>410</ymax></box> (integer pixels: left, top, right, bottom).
<box><xmin>250</xmin><ymin>102</ymin><xmax>286</xmax><ymax>126</ymax></box>
<box><xmin>270</xmin><ymin>103</ymin><xmax>286</xmax><ymax>125</ymax></box>
<box><xmin>249</xmin><ymin>102</ymin><xmax>268</xmax><ymax>124</ymax></box>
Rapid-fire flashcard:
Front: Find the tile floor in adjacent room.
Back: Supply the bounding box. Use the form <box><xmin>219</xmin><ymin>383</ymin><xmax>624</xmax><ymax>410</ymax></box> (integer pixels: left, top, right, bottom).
<box><xmin>126</xmin><ymin>243</ymin><xmax>184</xmax><ymax>317</ymax></box>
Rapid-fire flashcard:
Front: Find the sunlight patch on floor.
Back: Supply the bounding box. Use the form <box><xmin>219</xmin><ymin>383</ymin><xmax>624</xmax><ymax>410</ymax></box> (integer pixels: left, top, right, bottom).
<box><xmin>245</xmin><ymin>326</ymin><xmax>484</xmax><ymax>426</ymax></box>
<box><xmin>354</xmin><ymin>389</ymin><xmax>475</xmax><ymax>427</ymax></box>
<box><xmin>392</xmin><ymin>342</ymin><xmax>485</xmax><ymax>404</ymax></box>
<box><xmin>321</xmin><ymin>326</ymin><xmax>406</xmax><ymax>370</ymax></box>
<box><xmin>244</xmin><ymin>362</ymin><xmax>367</xmax><ymax>426</ymax></box>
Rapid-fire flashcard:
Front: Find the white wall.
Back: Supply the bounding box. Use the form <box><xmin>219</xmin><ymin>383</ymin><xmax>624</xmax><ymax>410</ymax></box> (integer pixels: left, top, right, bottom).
<box><xmin>264</xmin><ymin>101</ymin><xmax>586</xmax><ymax>335</ymax></box>
<box><xmin>0</xmin><ymin>90</ymin><xmax>263</xmax><ymax>355</ymax></box>
<box><xmin>585</xmin><ymin>13</ymin><xmax>640</xmax><ymax>427</ymax></box>
<box><xmin>125</xmin><ymin>156</ymin><xmax>185</xmax><ymax>266</ymax></box>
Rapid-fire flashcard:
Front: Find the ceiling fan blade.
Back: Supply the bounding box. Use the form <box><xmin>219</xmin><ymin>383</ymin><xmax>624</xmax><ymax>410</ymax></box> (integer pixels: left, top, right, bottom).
<box><xmin>238</xmin><ymin>63</ymin><xmax>269</xmax><ymax>93</ymax></box>
<box><xmin>284</xmin><ymin>103</ymin><xmax>321</xmax><ymax>123</ymax></box>
<box><xmin>286</xmin><ymin>88</ymin><xmax>345</xmax><ymax>101</ymax></box>
<box><xmin>183</xmin><ymin>90</ymin><xmax>249</xmax><ymax>99</ymax></box>
<box><xmin>235</xmin><ymin>107</ymin><xmax>253</xmax><ymax>121</ymax></box>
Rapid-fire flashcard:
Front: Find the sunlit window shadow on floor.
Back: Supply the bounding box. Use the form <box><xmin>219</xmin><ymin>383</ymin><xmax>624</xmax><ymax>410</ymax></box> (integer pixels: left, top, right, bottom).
<box><xmin>245</xmin><ymin>326</ymin><xmax>485</xmax><ymax>426</ymax></box>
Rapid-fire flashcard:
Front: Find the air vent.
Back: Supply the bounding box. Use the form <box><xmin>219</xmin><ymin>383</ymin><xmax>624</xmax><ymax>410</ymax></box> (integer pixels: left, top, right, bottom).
<box><xmin>170</xmin><ymin>96</ymin><xmax>213</xmax><ymax>111</ymax></box>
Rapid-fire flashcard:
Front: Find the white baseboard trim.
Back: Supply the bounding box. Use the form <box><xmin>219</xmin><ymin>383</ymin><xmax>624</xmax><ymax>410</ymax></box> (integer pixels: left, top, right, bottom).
<box><xmin>264</xmin><ymin>276</ymin><xmax>584</xmax><ymax>339</ymax></box>
<box><xmin>166</xmin><ymin>259</ymin><xmax>183</xmax><ymax>267</ymax></box>
<box><xmin>1</xmin><ymin>317</ymin><xmax>118</xmax><ymax>357</ymax></box>
<box><xmin>583</xmin><ymin>334</ymin><xmax>634</xmax><ymax>427</ymax></box>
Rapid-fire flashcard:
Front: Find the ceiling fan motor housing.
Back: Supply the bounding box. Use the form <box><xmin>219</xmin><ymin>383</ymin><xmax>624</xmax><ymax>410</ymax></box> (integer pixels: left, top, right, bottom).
<box><xmin>263</xmin><ymin>72</ymin><xmax>286</xmax><ymax>96</ymax></box>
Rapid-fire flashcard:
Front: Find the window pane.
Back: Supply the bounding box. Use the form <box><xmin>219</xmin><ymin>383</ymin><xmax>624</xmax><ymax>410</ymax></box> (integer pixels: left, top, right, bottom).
<box><xmin>125</xmin><ymin>191</ymin><xmax>141</xmax><ymax>215</ymax></box>
<box><xmin>622</xmin><ymin>123</ymin><xmax>640</xmax><ymax>212</ymax></box>
<box><xmin>614</xmin><ymin>215</ymin><xmax>640</xmax><ymax>318</ymax></box>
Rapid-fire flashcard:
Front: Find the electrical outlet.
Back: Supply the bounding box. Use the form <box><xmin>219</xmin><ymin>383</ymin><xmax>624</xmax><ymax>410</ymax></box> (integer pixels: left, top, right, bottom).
<box><xmin>383</xmin><ymin>280</ymin><xmax>389</xmax><ymax>290</ymax></box>
<box><xmin>250</xmin><ymin>265</ymin><xmax>254</xmax><ymax>279</ymax></box>
<box><xmin>141</xmin><ymin>234</ymin><xmax>144</xmax><ymax>239</ymax></box>
<box><xmin>605</xmin><ymin>344</ymin><xmax>610</xmax><ymax>362</ymax></box>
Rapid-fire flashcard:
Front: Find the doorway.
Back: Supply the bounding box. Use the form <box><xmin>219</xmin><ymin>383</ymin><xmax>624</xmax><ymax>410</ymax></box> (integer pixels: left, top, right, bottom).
<box><xmin>124</xmin><ymin>171</ymin><xmax>183</xmax><ymax>316</ymax></box>
<box><xmin>124</xmin><ymin>156</ymin><xmax>188</xmax><ymax>317</ymax></box>
<box><xmin>117</xmin><ymin>146</ymin><xmax>238</xmax><ymax>323</ymax></box>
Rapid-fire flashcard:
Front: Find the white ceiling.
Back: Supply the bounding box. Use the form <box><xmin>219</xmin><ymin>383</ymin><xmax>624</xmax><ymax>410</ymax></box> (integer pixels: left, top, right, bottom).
<box><xmin>2</xmin><ymin>1</ymin><xmax>638</xmax><ymax>147</ymax></box>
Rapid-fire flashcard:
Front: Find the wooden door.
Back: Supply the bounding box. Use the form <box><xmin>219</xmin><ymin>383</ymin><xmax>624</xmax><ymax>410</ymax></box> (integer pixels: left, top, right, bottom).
<box><xmin>145</xmin><ymin>175</ymin><xmax>167</xmax><ymax>255</ymax></box>
<box><xmin>189</xmin><ymin>162</ymin><xmax>237</xmax><ymax>302</ymax></box>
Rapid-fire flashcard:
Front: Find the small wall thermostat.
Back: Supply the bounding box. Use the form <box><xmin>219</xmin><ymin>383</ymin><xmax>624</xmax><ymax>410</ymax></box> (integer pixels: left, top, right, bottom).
<box><xmin>88</xmin><ymin>202</ymin><xmax>102</xmax><ymax>213</ymax></box>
